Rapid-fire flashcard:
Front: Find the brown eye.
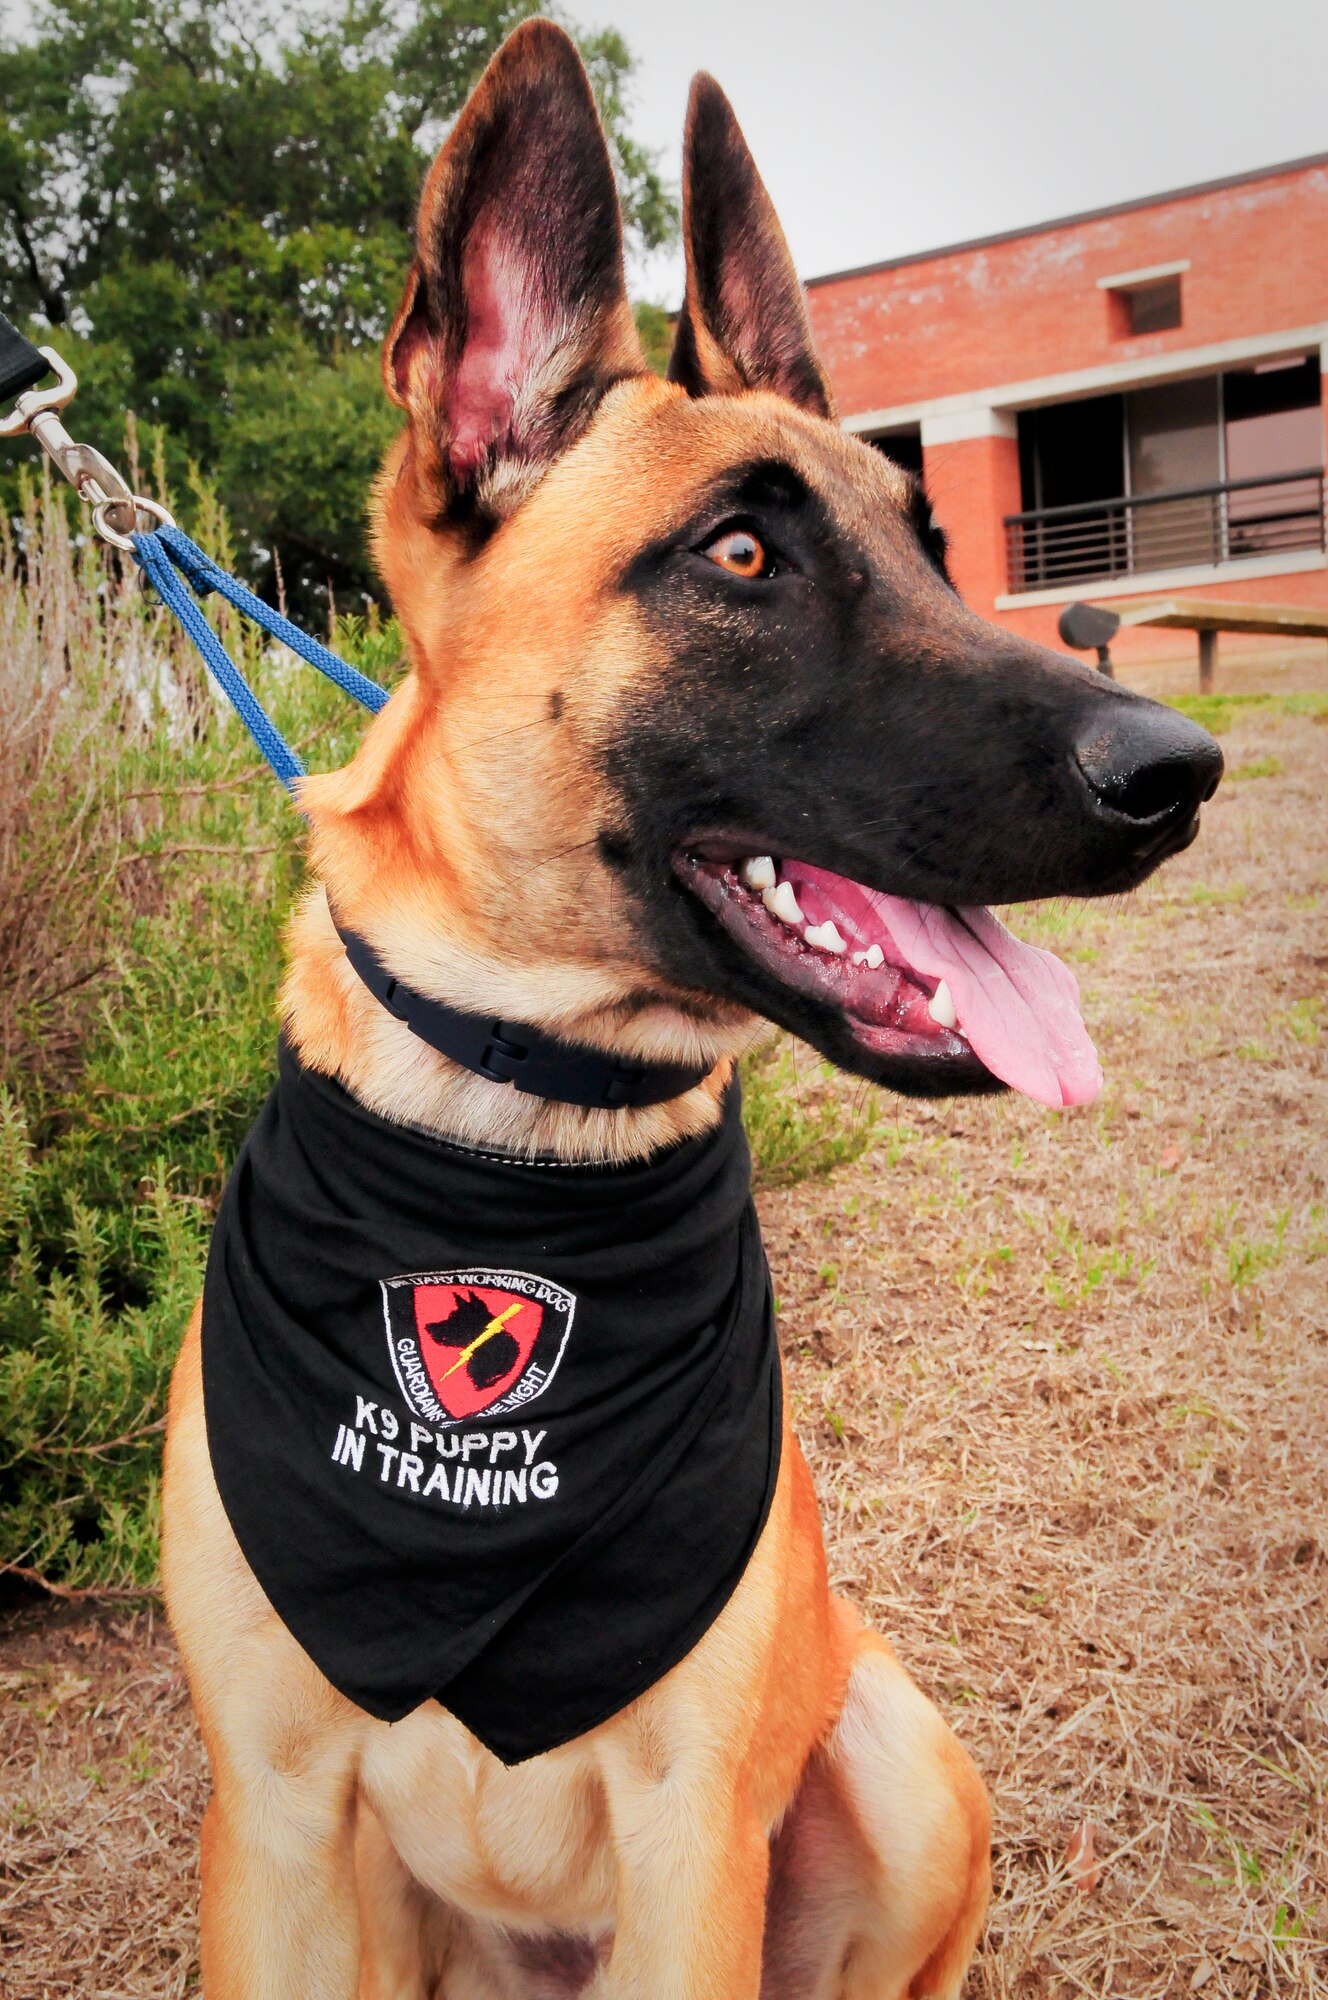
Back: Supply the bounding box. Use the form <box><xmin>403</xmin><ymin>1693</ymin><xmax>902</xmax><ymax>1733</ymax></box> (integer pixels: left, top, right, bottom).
<box><xmin>703</xmin><ymin>528</ymin><xmax>770</xmax><ymax>578</ymax></box>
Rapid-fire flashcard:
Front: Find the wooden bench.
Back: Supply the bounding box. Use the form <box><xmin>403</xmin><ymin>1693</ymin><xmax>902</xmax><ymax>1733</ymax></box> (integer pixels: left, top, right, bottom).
<box><xmin>1058</xmin><ymin>596</ymin><xmax>1328</xmax><ymax>690</ymax></box>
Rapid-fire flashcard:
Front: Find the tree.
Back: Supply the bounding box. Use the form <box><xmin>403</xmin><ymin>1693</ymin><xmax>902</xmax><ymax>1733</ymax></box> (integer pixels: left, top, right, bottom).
<box><xmin>0</xmin><ymin>0</ymin><xmax>676</xmax><ymax>609</ymax></box>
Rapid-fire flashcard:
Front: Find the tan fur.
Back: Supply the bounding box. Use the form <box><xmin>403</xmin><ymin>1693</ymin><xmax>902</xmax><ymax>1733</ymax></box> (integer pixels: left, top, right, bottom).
<box><xmin>161</xmin><ymin>24</ymin><xmax>991</xmax><ymax>1995</ymax></box>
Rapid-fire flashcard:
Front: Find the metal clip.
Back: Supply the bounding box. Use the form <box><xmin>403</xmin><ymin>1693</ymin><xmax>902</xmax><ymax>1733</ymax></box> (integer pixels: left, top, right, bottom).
<box><xmin>0</xmin><ymin>346</ymin><xmax>174</xmax><ymax>549</ymax></box>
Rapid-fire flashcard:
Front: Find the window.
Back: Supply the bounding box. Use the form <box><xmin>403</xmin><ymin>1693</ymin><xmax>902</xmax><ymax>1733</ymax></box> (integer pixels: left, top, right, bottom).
<box><xmin>1017</xmin><ymin>395</ymin><xmax>1125</xmax><ymax>514</ymax></box>
<box><xmin>1009</xmin><ymin>358</ymin><xmax>1325</xmax><ymax>590</ymax></box>
<box><xmin>868</xmin><ymin>428</ymin><xmax>923</xmax><ymax>478</ymax></box>
<box><xmin>1126</xmin><ymin>376</ymin><xmax>1219</xmax><ymax>569</ymax></box>
<box><xmin>1127</xmin><ymin>376</ymin><xmax>1219</xmax><ymax>495</ymax></box>
<box><xmin>1223</xmin><ymin>355</ymin><xmax>1322</xmax><ymax>482</ymax></box>
<box><xmin>1124</xmin><ymin>275</ymin><xmax>1182</xmax><ymax>334</ymax></box>
<box><xmin>1222</xmin><ymin>354</ymin><xmax>1323</xmax><ymax>557</ymax></box>
<box><xmin>1097</xmin><ymin>259</ymin><xmax>1189</xmax><ymax>339</ymax></box>
<box><xmin>1014</xmin><ymin>396</ymin><xmax>1128</xmax><ymax>586</ymax></box>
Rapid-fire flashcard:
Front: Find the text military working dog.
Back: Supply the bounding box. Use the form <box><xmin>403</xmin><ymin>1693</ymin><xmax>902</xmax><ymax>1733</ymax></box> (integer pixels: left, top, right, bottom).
<box><xmin>160</xmin><ymin>20</ymin><xmax>1223</xmax><ymax>1999</ymax></box>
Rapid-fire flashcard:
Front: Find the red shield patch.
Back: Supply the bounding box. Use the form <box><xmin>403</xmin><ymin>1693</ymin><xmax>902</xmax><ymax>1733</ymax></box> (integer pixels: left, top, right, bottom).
<box><xmin>413</xmin><ymin>1283</ymin><xmax>542</xmax><ymax>1421</ymax></box>
<box><xmin>382</xmin><ymin>1267</ymin><xmax>575</xmax><ymax>1429</ymax></box>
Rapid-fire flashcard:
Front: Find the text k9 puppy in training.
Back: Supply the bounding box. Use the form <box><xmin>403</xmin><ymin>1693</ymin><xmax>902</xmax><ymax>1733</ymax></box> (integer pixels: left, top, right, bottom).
<box><xmin>161</xmin><ymin>21</ymin><xmax>1223</xmax><ymax>1997</ymax></box>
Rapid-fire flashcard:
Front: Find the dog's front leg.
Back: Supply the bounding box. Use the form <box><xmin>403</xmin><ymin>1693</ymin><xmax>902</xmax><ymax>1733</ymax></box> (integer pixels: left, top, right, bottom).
<box><xmin>163</xmin><ymin>1311</ymin><xmax>367</xmax><ymax>2000</ymax></box>
<box><xmin>197</xmin><ymin>1723</ymin><xmax>362</xmax><ymax>2000</ymax></box>
<box><xmin>593</xmin><ymin>1714</ymin><xmax>770</xmax><ymax>2000</ymax></box>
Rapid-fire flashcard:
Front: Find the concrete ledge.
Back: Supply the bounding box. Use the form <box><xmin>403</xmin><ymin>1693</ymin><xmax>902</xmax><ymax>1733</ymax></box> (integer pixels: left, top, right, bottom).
<box><xmin>841</xmin><ymin>321</ymin><xmax>1328</xmax><ymax>437</ymax></box>
<box><xmin>994</xmin><ymin>549</ymin><xmax>1327</xmax><ymax>611</ymax></box>
<box><xmin>1096</xmin><ymin>258</ymin><xmax>1191</xmax><ymax>291</ymax></box>
<box><xmin>920</xmin><ymin>408</ymin><xmax>1018</xmax><ymax>446</ymax></box>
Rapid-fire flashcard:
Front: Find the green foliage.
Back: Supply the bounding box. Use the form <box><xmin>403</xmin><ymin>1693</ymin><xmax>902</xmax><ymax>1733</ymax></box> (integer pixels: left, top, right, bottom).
<box><xmin>0</xmin><ymin>480</ymin><xmax>387</xmax><ymax>1590</ymax></box>
<box><xmin>0</xmin><ymin>914</ymin><xmax>287</xmax><ymax>1588</ymax></box>
<box><xmin>742</xmin><ymin>1040</ymin><xmax>884</xmax><ymax>1189</ymax></box>
<box><xmin>0</xmin><ymin>0</ymin><xmax>677</xmax><ymax>611</ymax></box>
<box><xmin>217</xmin><ymin>344</ymin><xmax>403</xmax><ymax>606</ymax></box>
<box><xmin>1169</xmin><ymin>693</ymin><xmax>1268</xmax><ymax>736</ymax></box>
<box><xmin>634</xmin><ymin>301</ymin><xmax>675</xmax><ymax>377</ymax></box>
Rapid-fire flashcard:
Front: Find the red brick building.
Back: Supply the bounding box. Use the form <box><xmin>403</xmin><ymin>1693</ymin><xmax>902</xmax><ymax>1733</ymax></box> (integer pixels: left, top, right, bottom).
<box><xmin>804</xmin><ymin>155</ymin><xmax>1328</xmax><ymax>659</ymax></box>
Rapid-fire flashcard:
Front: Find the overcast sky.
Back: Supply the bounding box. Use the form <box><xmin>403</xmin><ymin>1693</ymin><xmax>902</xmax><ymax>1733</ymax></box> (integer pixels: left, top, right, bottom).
<box><xmin>609</xmin><ymin>0</ymin><xmax>1328</xmax><ymax>301</ymax></box>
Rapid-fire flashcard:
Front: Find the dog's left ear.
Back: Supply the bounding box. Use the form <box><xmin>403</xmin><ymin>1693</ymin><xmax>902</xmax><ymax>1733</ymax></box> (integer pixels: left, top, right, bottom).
<box><xmin>668</xmin><ymin>75</ymin><xmax>835</xmax><ymax>420</ymax></box>
<box><xmin>384</xmin><ymin>19</ymin><xmax>644</xmax><ymax>518</ymax></box>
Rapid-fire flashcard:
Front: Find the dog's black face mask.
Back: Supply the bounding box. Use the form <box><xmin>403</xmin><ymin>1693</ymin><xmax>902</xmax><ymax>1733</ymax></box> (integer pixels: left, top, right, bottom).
<box><xmin>587</xmin><ymin>77</ymin><xmax>1221</xmax><ymax>1110</ymax></box>
<box><xmin>599</xmin><ymin>431</ymin><xmax>1222</xmax><ymax>1107</ymax></box>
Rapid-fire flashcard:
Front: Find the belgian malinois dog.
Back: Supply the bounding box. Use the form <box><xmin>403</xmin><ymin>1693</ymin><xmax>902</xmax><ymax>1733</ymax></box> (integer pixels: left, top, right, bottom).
<box><xmin>161</xmin><ymin>21</ymin><xmax>1222</xmax><ymax>1997</ymax></box>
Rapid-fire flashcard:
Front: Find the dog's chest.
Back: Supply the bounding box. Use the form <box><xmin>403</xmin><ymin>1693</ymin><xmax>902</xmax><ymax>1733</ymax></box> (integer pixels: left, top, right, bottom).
<box><xmin>361</xmin><ymin>1702</ymin><xmax>618</xmax><ymax>1924</ymax></box>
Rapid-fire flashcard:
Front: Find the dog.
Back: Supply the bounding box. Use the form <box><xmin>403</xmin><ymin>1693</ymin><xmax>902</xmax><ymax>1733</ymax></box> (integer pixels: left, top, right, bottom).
<box><xmin>160</xmin><ymin>21</ymin><xmax>1222</xmax><ymax>1997</ymax></box>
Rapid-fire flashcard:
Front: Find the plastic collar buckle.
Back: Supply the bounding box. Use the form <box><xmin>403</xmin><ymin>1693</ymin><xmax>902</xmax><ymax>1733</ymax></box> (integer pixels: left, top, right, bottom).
<box><xmin>603</xmin><ymin>1068</ymin><xmax>648</xmax><ymax>1109</ymax></box>
<box><xmin>477</xmin><ymin>1031</ymin><xmax>529</xmax><ymax>1085</ymax></box>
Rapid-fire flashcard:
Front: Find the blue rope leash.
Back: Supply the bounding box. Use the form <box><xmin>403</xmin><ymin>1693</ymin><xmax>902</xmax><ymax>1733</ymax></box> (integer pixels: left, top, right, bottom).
<box><xmin>129</xmin><ymin>523</ymin><xmax>389</xmax><ymax>795</ymax></box>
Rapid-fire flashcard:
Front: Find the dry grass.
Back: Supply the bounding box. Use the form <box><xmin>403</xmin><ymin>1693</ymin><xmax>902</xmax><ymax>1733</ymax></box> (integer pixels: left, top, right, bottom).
<box><xmin>769</xmin><ymin>680</ymin><xmax>1328</xmax><ymax>1996</ymax></box>
<box><xmin>1</xmin><ymin>685</ymin><xmax>1325</xmax><ymax>1997</ymax></box>
<box><xmin>0</xmin><ymin>1606</ymin><xmax>202</xmax><ymax>1997</ymax></box>
<box><xmin>0</xmin><ymin>471</ymin><xmax>213</xmax><ymax>1090</ymax></box>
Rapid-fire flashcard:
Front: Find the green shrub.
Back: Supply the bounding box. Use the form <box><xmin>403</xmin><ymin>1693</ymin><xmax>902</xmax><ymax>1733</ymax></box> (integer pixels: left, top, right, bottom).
<box><xmin>0</xmin><ymin>476</ymin><xmax>386</xmax><ymax>1590</ymax></box>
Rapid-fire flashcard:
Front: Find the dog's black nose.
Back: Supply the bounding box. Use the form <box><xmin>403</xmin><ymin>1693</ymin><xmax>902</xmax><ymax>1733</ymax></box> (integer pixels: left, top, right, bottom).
<box><xmin>1072</xmin><ymin>701</ymin><xmax>1224</xmax><ymax>825</ymax></box>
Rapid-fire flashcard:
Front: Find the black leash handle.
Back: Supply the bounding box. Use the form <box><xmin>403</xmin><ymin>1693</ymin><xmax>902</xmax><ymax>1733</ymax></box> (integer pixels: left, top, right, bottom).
<box><xmin>0</xmin><ymin>311</ymin><xmax>51</xmax><ymax>404</ymax></box>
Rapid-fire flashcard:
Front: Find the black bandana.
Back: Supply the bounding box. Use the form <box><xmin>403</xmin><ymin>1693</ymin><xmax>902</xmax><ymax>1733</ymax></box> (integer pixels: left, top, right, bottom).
<box><xmin>201</xmin><ymin>1043</ymin><xmax>781</xmax><ymax>1764</ymax></box>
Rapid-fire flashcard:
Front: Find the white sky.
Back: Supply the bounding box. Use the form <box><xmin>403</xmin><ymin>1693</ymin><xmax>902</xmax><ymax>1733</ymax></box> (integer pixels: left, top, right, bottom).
<box><xmin>608</xmin><ymin>0</ymin><xmax>1328</xmax><ymax>303</ymax></box>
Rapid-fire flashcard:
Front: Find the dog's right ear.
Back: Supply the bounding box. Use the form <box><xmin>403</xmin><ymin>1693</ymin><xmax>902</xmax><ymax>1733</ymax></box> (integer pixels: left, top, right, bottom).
<box><xmin>384</xmin><ymin>19</ymin><xmax>644</xmax><ymax>521</ymax></box>
<box><xmin>668</xmin><ymin>74</ymin><xmax>835</xmax><ymax>420</ymax></box>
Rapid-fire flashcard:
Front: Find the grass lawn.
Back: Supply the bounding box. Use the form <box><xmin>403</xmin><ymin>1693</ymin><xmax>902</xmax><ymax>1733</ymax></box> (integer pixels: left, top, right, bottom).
<box><xmin>1</xmin><ymin>693</ymin><xmax>1324</xmax><ymax>1997</ymax></box>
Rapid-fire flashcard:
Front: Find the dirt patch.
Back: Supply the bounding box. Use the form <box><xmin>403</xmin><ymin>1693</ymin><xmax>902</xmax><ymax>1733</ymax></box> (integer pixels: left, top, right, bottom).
<box><xmin>3</xmin><ymin>701</ymin><xmax>1325</xmax><ymax>1997</ymax></box>
<box><xmin>0</xmin><ymin>1599</ymin><xmax>203</xmax><ymax>1997</ymax></box>
<box><xmin>1110</xmin><ymin>633</ymin><xmax>1328</xmax><ymax>696</ymax></box>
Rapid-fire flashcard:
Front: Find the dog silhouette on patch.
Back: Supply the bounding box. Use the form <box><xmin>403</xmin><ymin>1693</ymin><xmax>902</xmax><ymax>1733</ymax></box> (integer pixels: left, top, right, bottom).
<box><xmin>425</xmin><ymin>1287</ymin><xmax>521</xmax><ymax>1389</ymax></box>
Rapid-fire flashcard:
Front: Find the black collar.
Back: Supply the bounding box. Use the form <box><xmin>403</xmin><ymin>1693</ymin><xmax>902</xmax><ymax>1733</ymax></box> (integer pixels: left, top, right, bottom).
<box><xmin>334</xmin><ymin>922</ymin><xmax>713</xmax><ymax>1111</ymax></box>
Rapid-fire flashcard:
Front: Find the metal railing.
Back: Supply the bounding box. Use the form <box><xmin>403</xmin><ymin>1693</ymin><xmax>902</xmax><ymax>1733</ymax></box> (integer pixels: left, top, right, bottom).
<box><xmin>1005</xmin><ymin>466</ymin><xmax>1326</xmax><ymax>593</ymax></box>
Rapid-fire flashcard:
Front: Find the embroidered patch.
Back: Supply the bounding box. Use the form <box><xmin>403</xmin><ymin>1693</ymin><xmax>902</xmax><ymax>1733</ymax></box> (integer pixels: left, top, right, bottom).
<box><xmin>382</xmin><ymin>1267</ymin><xmax>576</xmax><ymax>1428</ymax></box>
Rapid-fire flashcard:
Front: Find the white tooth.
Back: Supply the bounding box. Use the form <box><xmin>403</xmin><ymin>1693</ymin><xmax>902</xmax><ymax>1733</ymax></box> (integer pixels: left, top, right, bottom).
<box><xmin>805</xmin><ymin>920</ymin><xmax>848</xmax><ymax>955</ymax></box>
<box><xmin>852</xmin><ymin>950</ymin><xmax>871</xmax><ymax>967</ymax></box>
<box><xmin>866</xmin><ymin>943</ymin><xmax>884</xmax><ymax>970</ymax></box>
<box><xmin>739</xmin><ymin>855</ymin><xmax>777</xmax><ymax>891</ymax></box>
<box><xmin>763</xmin><ymin>880</ymin><xmax>805</xmax><ymax>927</ymax></box>
<box><xmin>928</xmin><ymin>978</ymin><xmax>957</xmax><ymax>1028</ymax></box>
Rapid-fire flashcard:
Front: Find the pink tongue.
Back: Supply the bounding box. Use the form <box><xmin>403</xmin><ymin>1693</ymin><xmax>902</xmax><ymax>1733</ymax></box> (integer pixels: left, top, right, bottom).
<box><xmin>786</xmin><ymin>867</ymin><xmax>1103</xmax><ymax>1109</ymax></box>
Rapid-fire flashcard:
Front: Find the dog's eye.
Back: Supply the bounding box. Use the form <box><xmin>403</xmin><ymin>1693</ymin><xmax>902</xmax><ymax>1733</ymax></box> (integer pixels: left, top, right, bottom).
<box><xmin>700</xmin><ymin>527</ymin><xmax>773</xmax><ymax>579</ymax></box>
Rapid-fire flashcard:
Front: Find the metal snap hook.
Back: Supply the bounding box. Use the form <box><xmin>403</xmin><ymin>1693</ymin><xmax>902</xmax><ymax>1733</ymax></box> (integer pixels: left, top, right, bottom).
<box><xmin>1</xmin><ymin>347</ymin><xmax>175</xmax><ymax>549</ymax></box>
<box><xmin>91</xmin><ymin>491</ymin><xmax>176</xmax><ymax>552</ymax></box>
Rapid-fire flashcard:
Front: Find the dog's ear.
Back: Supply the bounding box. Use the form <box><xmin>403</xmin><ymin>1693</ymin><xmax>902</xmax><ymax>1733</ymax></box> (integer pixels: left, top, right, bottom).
<box><xmin>384</xmin><ymin>19</ymin><xmax>644</xmax><ymax>518</ymax></box>
<box><xmin>668</xmin><ymin>75</ymin><xmax>835</xmax><ymax>420</ymax></box>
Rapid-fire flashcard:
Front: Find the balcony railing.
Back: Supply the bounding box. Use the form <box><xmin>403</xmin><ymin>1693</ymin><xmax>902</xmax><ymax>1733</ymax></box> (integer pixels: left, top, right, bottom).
<box><xmin>1005</xmin><ymin>466</ymin><xmax>1326</xmax><ymax>594</ymax></box>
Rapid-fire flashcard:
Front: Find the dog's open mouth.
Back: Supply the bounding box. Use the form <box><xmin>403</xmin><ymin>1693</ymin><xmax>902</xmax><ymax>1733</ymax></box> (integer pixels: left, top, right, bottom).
<box><xmin>674</xmin><ymin>848</ymin><xmax>1103</xmax><ymax>1109</ymax></box>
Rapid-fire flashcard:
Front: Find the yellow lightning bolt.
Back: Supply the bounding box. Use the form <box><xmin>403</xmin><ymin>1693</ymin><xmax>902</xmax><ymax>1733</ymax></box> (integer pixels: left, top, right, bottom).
<box><xmin>439</xmin><ymin>1300</ymin><xmax>524</xmax><ymax>1382</ymax></box>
